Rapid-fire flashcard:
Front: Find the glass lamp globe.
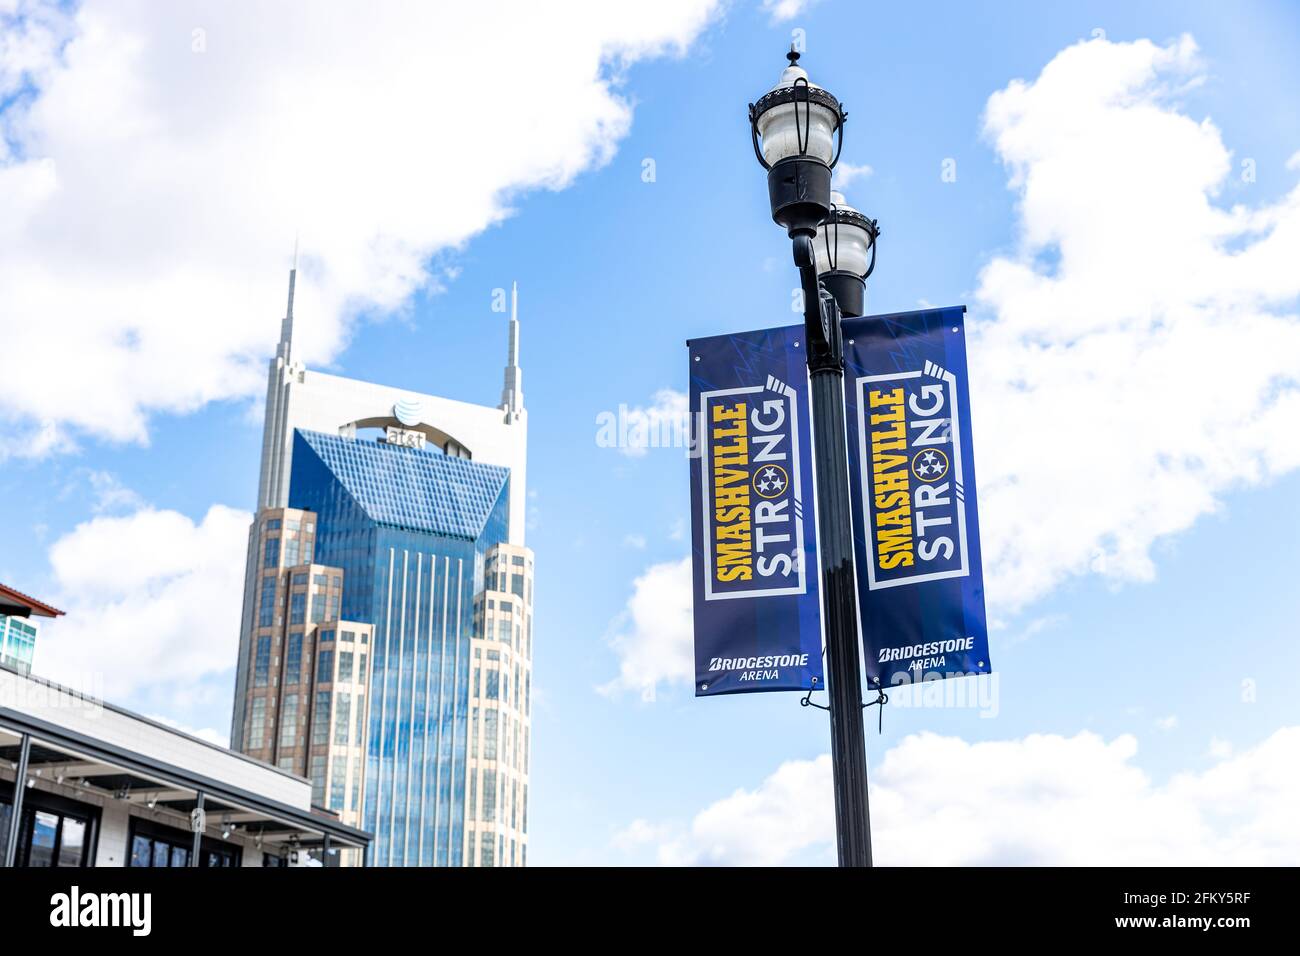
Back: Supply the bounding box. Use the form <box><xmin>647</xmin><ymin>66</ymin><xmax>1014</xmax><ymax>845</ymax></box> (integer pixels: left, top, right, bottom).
<box><xmin>750</xmin><ymin>51</ymin><xmax>844</xmax><ymax>167</ymax></box>
<box><xmin>814</xmin><ymin>192</ymin><xmax>876</xmax><ymax>278</ymax></box>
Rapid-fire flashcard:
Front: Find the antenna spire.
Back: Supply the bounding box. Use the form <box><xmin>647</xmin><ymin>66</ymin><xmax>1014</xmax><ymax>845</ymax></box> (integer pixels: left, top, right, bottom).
<box><xmin>278</xmin><ymin>243</ymin><xmax>297</xmax><ymax>364</ymax></box>
<box><xmin>501</xmin><ymin>281</ymin><xmax>523</xmax><ymax>421</ymax></box>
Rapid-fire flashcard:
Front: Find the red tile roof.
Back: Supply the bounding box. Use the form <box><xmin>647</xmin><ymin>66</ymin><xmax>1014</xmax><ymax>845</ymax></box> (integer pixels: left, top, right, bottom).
<box><xmin>0</xmin><ymin>582</ymin><xmax>65</xmax><ymax>618</ymax></box>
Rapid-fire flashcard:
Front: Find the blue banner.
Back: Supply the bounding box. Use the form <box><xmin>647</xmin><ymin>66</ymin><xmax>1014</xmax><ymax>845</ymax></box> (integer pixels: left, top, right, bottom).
<box><xmin>842</xmin><ymin>306</ymin><xmax>991</xmax><ymax>687</ymax></box>
<box><xmin>688</xmin><ymin>325</ymin><xmax>824</xmax><ymax>696</ymax></box>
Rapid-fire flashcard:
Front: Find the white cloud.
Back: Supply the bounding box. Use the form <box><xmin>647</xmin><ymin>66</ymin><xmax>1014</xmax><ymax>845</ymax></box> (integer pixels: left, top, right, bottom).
<box><xmin>629</xmin><ymin>726</ymin><xmax>1300</xmax><ymax>865</ymax></box>
<box><xmin>610</xmin><ymin>818</ymin><xmax>676</xmax><ymax>852</ymax></box>
<box><xmin>623</xmin><ymin>533</ymin><xmax>648</xmax><ymax>550</ymax></box>
<box><xmin>597</xmin><ymin>388</ymin><xmax>690</xmax><ymax>458</ymax></box>
<box><xmin>972</xmin><ymin>35</ymin><xmax>1300</xmax><ymax>611</ymax></box>
<box><xmin>831</xmin><ymin>160</ymin><xmax>872</xmax><ymax>194</ymax></box>
<box><xmin>39</xmin><ymin>504</ymin><xmax>251</xmax><ymax>703</ymax></box>
<box><xmin>0</xmin><ymin>0</ymin><xmax>722</xmax><ymax>450</ymax></box>
<box><xmin>761</xmin><ymin>0</ymin><xmax>821</xmax><ymax>24</ymax></box>
<box><xmin>598</xmin><ymin>556</ymin><xmax>693</xmax><ymax>700</ymax></box>
<box><xmin>84</xmin><ymin>469</ymin><xmax>145</xmax><ymax>514</ymax></box>
<box><xmin>1156</xmin><ymin>715</ymin><xmax>1179</xmax><ymax>731</ymax></box>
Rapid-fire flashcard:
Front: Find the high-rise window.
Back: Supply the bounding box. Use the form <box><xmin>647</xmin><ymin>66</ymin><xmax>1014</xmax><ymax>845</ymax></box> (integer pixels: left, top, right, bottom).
<box><xmin>482</xmin><ymin>769</ymin><xmax>497</xmax><ymax>823</ymax></box>
<box><xmin>483</xmin><ymin>708</ymin><xmax>498</xmax><ymax>760</ymax></box>
<box><xmin>471</xmin><ymin>706</ymin><xmax>479</xmax><ymax>757</ymax></box>
<box><xmin>310</xmin><ymin>756</ymin><xmax>326</xmax><ymax>806</ymax></box>
<box><xmin>485</xmin><ymin>670</ymin><xmax>499</xmax><ymax>700</ymax></box>
<box><xmin>263</xmin><ymin>537</ymin><xmax>280</xmax><ymax>568</ymax></box>
<box><xmin>290</xmin><ymin>592</ymin><xmax>306</xmax><ymax>625</ymax></box>
<box><xmin>313</xmin><ymin>691</ymin><xmax>331</xmax><ymax>745</ymax></box>
<box><xmin>317</xmin><ymin>648</ymin><xmax>334</xmax><ymax>683</ymax></box>
<box><xmin>351</xmin><ymin>756</ymin><xmax>361</xmax><ymax>810</ymax></box>
<box><xmin>253</xmin><ymin>636</ymin><xmax>271</xmax><ymax>688</ymax></box>
<box><xmin>285</xmin><ymin>632</ymin><xmax>303</xmax><ymax>684</ymax></box>
<box><xmin>247</xmin><ymin>697</ymin><xmax>266</xmax><ymax>749</ymax></box>
<box><xmin>284</xmin><ymin>537</ymin><xmax>300</xmax><ymax>567</ymax></box>
<box><xmin>258</xmin><ymin>576</ymin><xmax>276</xmax><ymax>627</ymax></box>
<box><xmin>337</xmin><ymin>650</ymin><xmax>354</xmax><ymax>683</ymax></box>
<box><xmin>279</xmin><ymin>694</ymin><xmax>298</xmax><ymax>747</ymax></box>
<box><xmin>330</xmin><ymin>760</ymin><xmax>347</xmax><ymax>812</ymax></box>
<box><xmin>334</xmin><ymin>691</ymin><xmax>351</xmax><ymax>745</ymax></box>
<box><xmin>355</xmin><ymin>695</ymin><xmax>365</xmax><ymax>743</ymax></box>
<box><xmin>469</xmin><ymin>770</ymin><xmax>478</xmax><ymax>819</ymax></box>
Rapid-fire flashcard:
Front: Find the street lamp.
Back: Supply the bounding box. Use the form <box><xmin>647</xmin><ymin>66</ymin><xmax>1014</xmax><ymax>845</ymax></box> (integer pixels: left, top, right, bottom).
<box><xmin>814</xmin><ymin>191</ymin><xmax>879</xmax><ymax>319</ymax></box>
<box><xmin>749</xmin><ymin>48</ymin><xmax>876</xmax><ymax>868</ymax></box>
<box><xmin>748</xmin><ymin>47</ymin><xmax>846</xmax><ymax>238</ymax></box>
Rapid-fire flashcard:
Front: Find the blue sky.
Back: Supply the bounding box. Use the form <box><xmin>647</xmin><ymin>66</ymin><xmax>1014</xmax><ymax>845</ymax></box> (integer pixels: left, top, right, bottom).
<box><xmin>2</xmin><ymin>0</ymin><xmax>1299</xmax><ymax>865</ymax></box>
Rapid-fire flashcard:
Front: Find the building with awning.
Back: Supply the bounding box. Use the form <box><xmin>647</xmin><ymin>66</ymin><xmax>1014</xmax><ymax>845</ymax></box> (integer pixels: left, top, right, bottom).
<box><xmin>1</xmin><ymin>665</ymin><xmax>371</xmax><ymax>867</ymax></box>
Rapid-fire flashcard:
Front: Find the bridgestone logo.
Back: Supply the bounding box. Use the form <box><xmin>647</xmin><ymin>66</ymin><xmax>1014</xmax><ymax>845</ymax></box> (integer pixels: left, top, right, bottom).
<box><xmin>709</xmin><ymin>654</ymin><xmax>810</xmax><ymax>671</ymax></box>
<box><xmin>877</xmin><ymin>637</ymin><xmax>974</xmax><ymax>662</ymax></box>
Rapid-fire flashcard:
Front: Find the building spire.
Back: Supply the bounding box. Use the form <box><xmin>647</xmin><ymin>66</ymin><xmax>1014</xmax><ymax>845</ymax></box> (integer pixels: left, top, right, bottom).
<box><xmin>277</xmin><ymin>241</ymin><xmax>298</xmax><ymax>364</ymax></box>
<box><xmin>501</xmin><ymin>280</ymin><xmax>523</xmax><ymax>421</ymax></box>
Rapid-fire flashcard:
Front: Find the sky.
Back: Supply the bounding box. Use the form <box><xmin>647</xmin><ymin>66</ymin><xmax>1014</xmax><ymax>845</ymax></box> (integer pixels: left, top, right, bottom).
<box><xmin>2</xmin><ymin>0</ymin><xmax>1299</xmax><ymax>865</ymax></box>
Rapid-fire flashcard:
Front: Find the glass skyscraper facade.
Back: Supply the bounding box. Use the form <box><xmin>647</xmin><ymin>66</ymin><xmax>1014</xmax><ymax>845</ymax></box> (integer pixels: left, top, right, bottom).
<box><xmin>288</xmin><ymin>429</ymin><xmax>510</xmax><ymax>866</ymax></box>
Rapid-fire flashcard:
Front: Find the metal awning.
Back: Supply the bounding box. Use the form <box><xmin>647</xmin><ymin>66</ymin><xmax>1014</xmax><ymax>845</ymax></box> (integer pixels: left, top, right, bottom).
<box><xmin>0</xmin><ymin>707</ymin><xmax>370</xmax><ymax>864</ymax></box>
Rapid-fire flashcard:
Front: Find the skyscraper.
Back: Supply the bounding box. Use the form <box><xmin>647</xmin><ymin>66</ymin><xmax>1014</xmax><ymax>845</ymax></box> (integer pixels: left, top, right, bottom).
<box><xmin>238</xmin><ymin>505</ymin><xmax>374</xmax><ymax>838</ymax></box>
<box><xmin>231</xmin><ymin>271</ymin><xmax>530</xmax><ymax>866</ymax></box>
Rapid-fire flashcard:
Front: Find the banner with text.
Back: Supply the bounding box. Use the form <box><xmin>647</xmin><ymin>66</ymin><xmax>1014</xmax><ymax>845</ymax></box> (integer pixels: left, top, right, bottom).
<box><xmin>843</xmin><ymin>306</ymin><xmax>991</xmax><ymax>687</ymax></box>
<box><xmin>688</xmin><ymin>325</ymin><xmax>823</xmax><ymax>696</ymax></box>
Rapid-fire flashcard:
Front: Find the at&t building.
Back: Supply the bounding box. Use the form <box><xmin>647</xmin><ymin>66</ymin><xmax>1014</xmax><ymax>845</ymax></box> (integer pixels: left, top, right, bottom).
<box><xmin>231</xmin><ymin>273</ymin><xmax>533</xmax><ymax>867</ymax></box>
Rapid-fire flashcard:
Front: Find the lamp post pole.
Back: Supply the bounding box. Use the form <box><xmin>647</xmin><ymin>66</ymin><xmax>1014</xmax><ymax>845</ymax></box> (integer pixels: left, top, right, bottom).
<box><xmin>797</xmin><ymin>238</ymin><xmax>874</xmax><ymax>869</ymax></box>
<box><xmin>750</xmin><ymin>49</ymin><xmax>877</xmax><ymax>867</ymax></box>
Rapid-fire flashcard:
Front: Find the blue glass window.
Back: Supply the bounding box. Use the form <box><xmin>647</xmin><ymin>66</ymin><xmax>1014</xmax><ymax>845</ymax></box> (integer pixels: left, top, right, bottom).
<box><xmin>258</xmin><ymin>576</ymin><xmax>276</xmax><ymax>627</ymax></box>
<box><xmin>279</xmin><ymin>694</ymin><xmax>298</xmax><ymax>747</ymax></box>
<box><xmin>247</xmin><ymin>697</ymin><xmax>266</xmax><ymax>748</ymax></box>
<box><xmin>334</xmin><ymin>691</ymin><xmax>351</xmax><ymax>745</ymax></box>
<box><xmin>313</xmin><ymin>691</ymin><xmax>331</xmax><ymax>745</ymax></box>
<box><xmin>482</xmin><ymin>769</ymin><xmax>497</xmax><ymax>824</ymax></box>
<box><xmin>285</xmin><ymin>632</ymin><xmax>302</xmax><ymax>684</ymax></box>
<box><xmin>290</xmin><ymin>592</ymin><xmax>306</xmax><ymax>625</ymax></box>
<box><xmin>253</xmin><ymin>636</ymin><xmax>271</xmax><ymax>688</ymax></box>
<box><xmin>317</xmin><ymin>648</ymin><xmax>334</xmax><ymax>683</ymax></box>
<box><xmin>263</xmin><ymin>537</ymin><xmax>280</xmax><ymax>568</ymax></box>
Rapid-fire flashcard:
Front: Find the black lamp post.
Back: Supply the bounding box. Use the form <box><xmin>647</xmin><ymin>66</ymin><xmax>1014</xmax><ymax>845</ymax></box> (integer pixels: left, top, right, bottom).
<box><xmin>749</xmin><ymin>48</ymin><xmax>877</xmax><ymax>868</ymax></box>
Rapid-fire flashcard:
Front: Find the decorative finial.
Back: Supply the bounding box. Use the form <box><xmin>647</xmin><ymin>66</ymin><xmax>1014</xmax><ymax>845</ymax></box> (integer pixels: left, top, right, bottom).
<box><xmin>787</xmin><ymin>44</ymin><xmax>800</xmax><ymax>66</ymax></box>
